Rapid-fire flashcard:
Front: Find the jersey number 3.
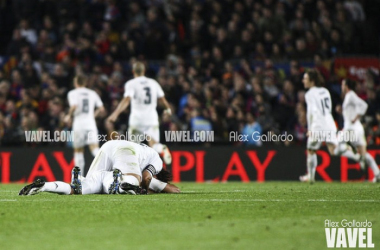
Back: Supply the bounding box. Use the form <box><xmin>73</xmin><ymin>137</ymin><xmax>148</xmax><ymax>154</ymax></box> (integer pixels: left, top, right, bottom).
<box><xmin>143</xmin><ymin>87</ymin><xmax>151</xmax><ymax>104</ymax></box>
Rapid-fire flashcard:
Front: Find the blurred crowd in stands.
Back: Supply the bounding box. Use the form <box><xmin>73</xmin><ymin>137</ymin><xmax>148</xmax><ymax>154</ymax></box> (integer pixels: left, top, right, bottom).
<box><xmin>0</xmin><ymin>0</ymin><xmax>379</xmax><ymax>146</ymax></box>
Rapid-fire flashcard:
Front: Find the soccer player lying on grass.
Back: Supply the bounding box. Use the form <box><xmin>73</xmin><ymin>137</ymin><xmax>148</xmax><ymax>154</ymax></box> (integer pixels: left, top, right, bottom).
<box><xmin>19</xmin><ymin>167</ymin><xmax>180</xmax><ymax>195</ymax></box>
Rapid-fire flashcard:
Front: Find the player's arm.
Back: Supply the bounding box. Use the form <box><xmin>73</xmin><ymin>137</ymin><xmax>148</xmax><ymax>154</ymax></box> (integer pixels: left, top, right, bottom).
<box><xmin>94</xmin><ymin>93</ymin><xmax>106</xmax><ymax>118</ymax></box>
<box><xmin>352</xmin><ymin>94</ymin><xmax>368</xmax><ymax>123</ymax></box>
<box><xmin>94</xmin><ymin>105</ymin><xmax>106</xmax><ymax>118</ymax></box>
<box><xmin>158</xmin><ymin>97</ymin><xmax>172</xmax><ymax>116</ymax></box>
<box><xmin>107</xmin><ymin>96</ymin><xmax>130</xmax><ymax>122</ymax></box>
<box><xmin>141</xmin><ymin>168</ymin><xmax>153</xmax><ymax>194</ymax></box>
<box><xmin>156</xmin><ymin>81</ymin><xmax>172</xmax><ymax>116</ymax></box>
<box><xmin>304</xmin><ymin>93</ymin><xmax>313</xmax><ymax>135</ymax></box>
<box><xmin>64</xmin><ymin>91</ymin><xmax>77</xmax><ymax>124</ymax></box>
<box><xmin>148</xmin><ymin>177</ymin><xmax>180</xmax><ymax>194</ymax></box>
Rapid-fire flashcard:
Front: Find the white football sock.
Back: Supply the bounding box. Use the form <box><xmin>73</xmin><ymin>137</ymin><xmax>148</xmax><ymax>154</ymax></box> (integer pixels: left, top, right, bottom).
<box><xmin>91</xmin><ymin>147</ymin><xmax>99</xmax><ymax>157</ymax></box>
<box><xmin>366</xmin><ymin>153</ymin><xmax>380</xmax><ymax>176</ymax></box>
<box><xmin>40</xmin><ymin>182</ymin><xmax>71</xmax><ymax>194</ymax></box>
<box><xmin>74</xmin><ymin>152</ymin><xmax>85</xmax><ymax>173</ymax></box>
<box><xmin>152</xmin><ymin>143</ymin><xmax>164</xmax><ymax>154</ymax></box>
<box><xmin>334</xmin><ymin>143</ymin><xmax>360</xmax><ymax>161</ymax></box>
<box><xmin>307</xmin><ymin>154</ymin><xmax>318</xmax><ymax>181</ymax></box>
<box><xmin>340</xmin><ymin>150</ymin><xmax>360</xmax><ymax>161</ymax></box>
<box><xmin>333</xmin><ymin>143</ymin><xmax>346</xmax><ymax>155</ymax></box>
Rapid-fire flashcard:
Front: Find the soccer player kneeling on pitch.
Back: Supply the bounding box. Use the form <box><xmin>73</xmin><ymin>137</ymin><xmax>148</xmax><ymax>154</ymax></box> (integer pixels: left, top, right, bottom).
<box><xmin>299</xmin><ymin>69</ymin><xmax>365</xmax><ymax>183</ymax></box>
<box><xmin>19</xmin><ymin>140</ymin><xmax>180</xmax><ymax>195</ymax></box>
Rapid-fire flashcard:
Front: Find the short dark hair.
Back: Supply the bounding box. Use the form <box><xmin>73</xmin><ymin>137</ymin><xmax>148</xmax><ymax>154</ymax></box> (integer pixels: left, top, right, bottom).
<box><xmin>344</xmin><ymin>79</ymin><xmax>356</xmax><ymax>90</ymax></box>
<box><xmin>156</xmin><ymin>169</ymin><xmax>173</xmax><ymax>183</ymax></box>
<box><xmin>306</xmin><ymin>69</ymin><xmax>324</xmax><ymax>87</ymax></box>
<box><xmin>75</xmin><ymin>75</ymin><xmax>86</xmax><ymax>86</ymax></box>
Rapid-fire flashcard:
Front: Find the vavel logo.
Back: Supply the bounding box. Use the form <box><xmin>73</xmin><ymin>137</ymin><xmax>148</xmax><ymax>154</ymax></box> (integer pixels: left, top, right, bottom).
<box><xmin>325</xmin><ymin>220</ymin><xmax>375</xmax><ymax>248</ymax></box>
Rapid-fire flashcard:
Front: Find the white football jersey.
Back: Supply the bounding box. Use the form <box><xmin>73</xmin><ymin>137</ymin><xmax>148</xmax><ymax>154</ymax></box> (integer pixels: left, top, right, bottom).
<box><xmin>342</xmin><ymin>90</ymin><xmax>368</xmax><ymax>131</ymax></box>
<box><xmin>124</xmin><ymin>76</ymin><xmax>164</xmax><ymax>126</ymax></box>
<box><xmin>67</xmin><ymin>87</ymin><xmax>103</xmax><ymax>130</ymax></box>
<box><xmin>102</xmin><ymin>140</ymin><xmax>162</xmax><ymax>174</ymax></box>
<box><xmin>305</xmin><ymin>86</ymin><xmax>336</xmax><ymax>131</ymax></box>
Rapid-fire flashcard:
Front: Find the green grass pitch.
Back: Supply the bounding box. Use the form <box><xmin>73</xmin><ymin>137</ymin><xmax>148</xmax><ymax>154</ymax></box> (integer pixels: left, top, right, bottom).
<box><xmin>0</xmin><ymin>182</ymin><xmax>379</xmax><ymax>250</ymax></box>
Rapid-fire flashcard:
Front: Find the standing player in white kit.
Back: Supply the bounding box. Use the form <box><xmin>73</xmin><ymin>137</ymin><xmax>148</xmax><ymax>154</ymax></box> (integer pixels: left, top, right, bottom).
<box><xmin>341</xmin><ymin>79</ymin><xmax>380</xmax><ymax>182</ymax></box>
<box><xmin>107</xmin><ymin>62</ymin><xmax>172</xmax><ymax>164</ymax></box>
<box><xmin>64</xmin><ymin>75</ymin><xmax>105</xmax><ymax>176</ymax></box>
<box><xmin>299</xmin><ymin>69</ymin><xmax>364</xmax><ymax>183</ymax></box>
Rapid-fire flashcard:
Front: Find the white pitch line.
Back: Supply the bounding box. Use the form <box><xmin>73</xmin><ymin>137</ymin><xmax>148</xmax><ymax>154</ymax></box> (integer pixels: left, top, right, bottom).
<box><xmin>2</xmin><ymin>199</ymin><xmax>379</xmax><ymax>203</ymax></box>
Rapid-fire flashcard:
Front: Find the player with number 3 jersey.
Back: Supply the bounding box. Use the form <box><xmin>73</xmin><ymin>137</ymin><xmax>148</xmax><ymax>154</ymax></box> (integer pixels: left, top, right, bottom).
<box><xmin>107</xmin><ymin>62</ymin><xmax>172</xmax><ymax>164</ymax></box>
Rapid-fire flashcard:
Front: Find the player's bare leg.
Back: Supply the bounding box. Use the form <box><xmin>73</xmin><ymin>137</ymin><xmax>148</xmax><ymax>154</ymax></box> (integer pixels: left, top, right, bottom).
<box><xmin>89</xmin><ymin>143</ymin><xmax>100</xmax><ymax>157</ymax></box>
<box><xmin>301</xmin><ymin>149</ymin><xmax>318</xmax><ymax>183</ymax></box>
<box><xmin>357</xmin><ymin>145</ymin><xmax>380</xmax><ymax>182</ymax></box>
<box><xmin>74</xmin><ymin>147</ymin><xmax>85</xmax><ymax>174</ymax></box>
<box><xmin>19</xmin><ymin>179</ymin><xmax>73</xmax><ymax>195</ymax></box>
<box><xmin>148</xmin><ymin>138</ymin><xmax>172</xmax><ymax>165</ymax></box>
<box><xmin>129</xmin><ymin>126</ymin><xmax>172</xmax><ymax>165</ymax></box>
<box><xmin>329</xmin><ymin>142</ymin><xmax>364</xmax><ymax>168</ymax></box>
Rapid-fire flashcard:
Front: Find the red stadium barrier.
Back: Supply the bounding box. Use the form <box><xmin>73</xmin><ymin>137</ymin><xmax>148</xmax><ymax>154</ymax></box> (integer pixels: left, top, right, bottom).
<box><xmin>0</xmin><ymin>146</ymin><xmax>379</xmax><ymax>183</ymax></box>
<box><xmin>334</xmin><ymin>57</ymin><xmax>380</xmax><ymax>81</ymax></box>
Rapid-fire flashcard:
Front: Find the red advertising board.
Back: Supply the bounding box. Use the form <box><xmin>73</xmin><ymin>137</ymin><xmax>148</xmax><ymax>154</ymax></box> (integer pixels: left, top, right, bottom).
<box><xmin>334</xmin><ymin>57</ymin><xmax>380</xmax><ymax>81</ymax></box>
<box><xmin>1</xmin><ymin>146</ymin><xmax>379</xmax><ymax>183</ymax></box>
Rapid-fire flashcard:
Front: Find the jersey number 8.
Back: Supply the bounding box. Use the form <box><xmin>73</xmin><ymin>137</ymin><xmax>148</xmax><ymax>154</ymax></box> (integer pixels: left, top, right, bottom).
<box><xmin>82</xmin><ymin>99</ymin><xmax>89</xmax><ymax>113</ymax></box>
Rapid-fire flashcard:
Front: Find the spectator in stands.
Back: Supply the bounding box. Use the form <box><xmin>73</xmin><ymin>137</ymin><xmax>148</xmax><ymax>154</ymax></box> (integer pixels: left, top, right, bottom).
<box><xmin>0</xmin><ymin>0</ymin><xmax>378</xmax><ymax>147</ymax></box>
<box><xmin>242</xmin><ymin>112</ymin><xmax>262</xmax><ymax>146</ymax></box>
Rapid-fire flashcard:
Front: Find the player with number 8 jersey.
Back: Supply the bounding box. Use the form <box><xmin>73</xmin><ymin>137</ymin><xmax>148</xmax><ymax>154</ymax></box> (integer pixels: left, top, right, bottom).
<box><xmin>65</xmin><ymin>75</ymin><xmax>105</xmax><ymax>176</ymax></box>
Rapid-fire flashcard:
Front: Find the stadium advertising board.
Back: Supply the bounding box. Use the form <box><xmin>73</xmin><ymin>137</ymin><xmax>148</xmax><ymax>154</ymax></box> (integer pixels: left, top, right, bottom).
<box><xmin>1</xmin><ymin>146</ymin><xmax>378</xmax><ymax>183</ymax></box>
<box><xmin>334</xmin><ymin>57</ymin><xmax>380</xmax><ymax>81</ymax></box>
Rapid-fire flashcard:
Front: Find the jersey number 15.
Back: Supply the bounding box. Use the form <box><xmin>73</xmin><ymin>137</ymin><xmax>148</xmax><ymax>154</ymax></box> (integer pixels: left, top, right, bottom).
<box><xmin>320</xmin><ymin>97</ymin><xmax>330</xmax><ymax>115</ymax></box>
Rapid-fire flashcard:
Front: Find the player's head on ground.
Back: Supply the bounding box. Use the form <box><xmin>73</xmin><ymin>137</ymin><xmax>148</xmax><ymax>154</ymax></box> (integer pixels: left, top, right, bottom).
<box><xmin>74</xmin><ymin>75</ymin><xmax>87</xmax><ymax>88</ymax></box>
<box><xmin>132</xmin><ymin>61</ymin><xmax>145</xmax><ymax>77</ymax></box>
<box><xmin>303</xmin><ymin>69</ymin><xmax>324</xmax><ymax>89</ymax></box>
<box><xmin>156</xmin><ymin>168</ymin><xmax>173</xmax><ymax>183</ymax></box>
<box><xmin>341</xmin><ymin>78</ymin><xmax>356</xmax><ymax>94</ymax></box>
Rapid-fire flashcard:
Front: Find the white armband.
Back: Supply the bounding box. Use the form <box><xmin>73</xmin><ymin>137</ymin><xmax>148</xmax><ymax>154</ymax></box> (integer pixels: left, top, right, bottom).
<box><xmin>149</xmin><ymin>178</ymin><xmax>167</xmax><ymax>192</ymax></box>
